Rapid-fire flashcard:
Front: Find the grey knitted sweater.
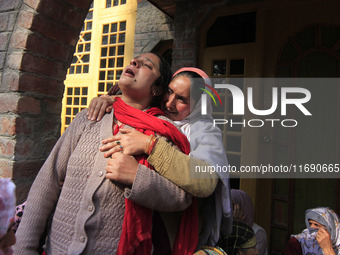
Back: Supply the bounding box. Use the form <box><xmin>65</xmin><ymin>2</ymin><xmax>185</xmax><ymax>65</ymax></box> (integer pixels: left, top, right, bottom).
<box><xmin>13</xmin><ymin>109</ymin><xmax>191</xmax><ymax>255</ymax></box>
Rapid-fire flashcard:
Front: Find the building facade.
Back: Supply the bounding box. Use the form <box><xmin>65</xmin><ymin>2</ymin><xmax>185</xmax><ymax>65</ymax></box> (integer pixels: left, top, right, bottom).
<box><xmin>61</xmin><ymin>0</ymin><xmax>173</xmax><ymax>131</ymax></box>
<box><xmin>0</xmin><ymin>0</ymin><xmax>339</xmax><ymax>253</ymax></box>
<box><xmin>61</xmin><ymin>0</ymin><xmax>137</xmax><ymax>132</ymax></box>
<box><xmin>154</xmin><ymin>0</ymin><xmax>339</xmax><ymax>253</ymax></box>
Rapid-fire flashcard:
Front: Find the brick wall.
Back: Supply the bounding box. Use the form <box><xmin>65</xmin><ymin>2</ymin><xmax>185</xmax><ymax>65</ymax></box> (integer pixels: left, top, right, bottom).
<box><xmin>172</xmin><ymin>1</ymin><xmax>198</xmax><ymax>71</ymax></box>
<box><xmin>0</xmin><ymin>0</ymin><xmax>92</xmax><ymax>202</ymax></box>
<box><xmin>134</xmin><ymin>0</ymin><xmax>174</xmax><ymax>57</ymax></box>
<box><xmin>135</xmin><ymin>0</ymin><xmax>240</xmax><ymax>70</ymax></box>
<box><xmin>0</xmin><ymin>0</ymin><xmax>24</xmax><ymax>191</ymax></box>
<box><xmin>171</xmin><ymin>0</ymin><xmax>242</xmax><ymax>70</ymax></box>
<box><xmin>134</xmin><ymin>0</ymin><xmax>229</xmax><ymax>70</ymax></box>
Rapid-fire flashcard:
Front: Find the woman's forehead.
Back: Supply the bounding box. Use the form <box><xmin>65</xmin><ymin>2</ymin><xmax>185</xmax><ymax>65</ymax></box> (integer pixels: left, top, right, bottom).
<box><xmin>170</xmin><ymin>76</ymin><xmax>191</xmax><ymax>90</ymax></box>
<box><xmin>135</xmin><ymin>53</ymin><xmax>160</xmax><ymax>67</ymax></box>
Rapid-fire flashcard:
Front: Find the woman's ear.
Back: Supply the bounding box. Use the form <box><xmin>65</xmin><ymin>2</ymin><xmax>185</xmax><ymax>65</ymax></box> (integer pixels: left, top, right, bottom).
<box><xmin>151</xmin><ymin>85</ymin><xmax>163</xmax><ymax>97</ymax></box>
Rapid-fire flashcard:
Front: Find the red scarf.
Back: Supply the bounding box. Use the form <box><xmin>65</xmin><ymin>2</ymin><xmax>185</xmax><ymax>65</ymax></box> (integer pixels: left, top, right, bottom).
<box><xmin>114</xmin><ymin>98</ymin><xmax>198</xmax><ymax>255</ymax></box>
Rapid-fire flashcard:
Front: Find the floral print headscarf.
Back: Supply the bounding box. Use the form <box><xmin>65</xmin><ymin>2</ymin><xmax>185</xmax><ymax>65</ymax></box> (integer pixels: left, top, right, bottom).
<box><xmin>292</xmin><ymin>207</ymin><xmax>340</xmax><ymax>255</ymax></box>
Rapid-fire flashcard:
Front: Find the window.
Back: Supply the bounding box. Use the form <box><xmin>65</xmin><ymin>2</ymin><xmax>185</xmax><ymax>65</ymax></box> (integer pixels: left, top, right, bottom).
<box><xmin>62</xmin><ymin>0</ymin><xmax>136</xmax><ymax>133</ymax></box>
<box><xmin>98</xmin><ymin>21</ymin><xmax>126</xmax><ymax>96</ymax></box>
<box><xmin>106</xmin><ymin>0</ymin><xmax>126</xmax><ymax>8</ymax></box>
<box><xmin>207</xmin><ymin>12</ymin><xmax>256</xmax><ymax>47</ymax></box>
<box><xmin>63</xmin><ymin>87</ymin><xmax>88</xmax><ymax>130</ymax></box>
<box><xmin>68</xmin><ymin>3</ymin><xmax>93</xmax><ymax>75</ymax></box>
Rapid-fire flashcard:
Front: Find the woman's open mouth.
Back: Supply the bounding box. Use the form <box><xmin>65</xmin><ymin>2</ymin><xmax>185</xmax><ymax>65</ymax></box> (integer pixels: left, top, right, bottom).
<box><xmin>123</xmin><ymin>67</ymin><xmax>135</xmax><ymax>77</ymax></box>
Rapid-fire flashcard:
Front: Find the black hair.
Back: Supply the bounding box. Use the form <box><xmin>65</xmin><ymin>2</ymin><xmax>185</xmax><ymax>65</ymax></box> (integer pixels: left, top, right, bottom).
<box><xmin>150</xmin><ymin>53</ymin><xmax>172</xmax><ymax>107</ymax></box>
<box><xmin>173</xmin><ymin>71</ymin><xmax>206</xmax><ymax>106</ymax></box>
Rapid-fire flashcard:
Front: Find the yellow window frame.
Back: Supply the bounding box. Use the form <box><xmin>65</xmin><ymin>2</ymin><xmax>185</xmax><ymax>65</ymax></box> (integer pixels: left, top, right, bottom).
<box><xmin>61</xmin><ymin>0</ymin><xmax>137</xmax><ymax>133</ymax></box>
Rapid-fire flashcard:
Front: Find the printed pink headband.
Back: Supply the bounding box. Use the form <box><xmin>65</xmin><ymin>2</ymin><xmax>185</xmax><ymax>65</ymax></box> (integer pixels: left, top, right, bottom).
<box><xmin>172</xmin><ymin>67</ymin><xmax>222</xmax><ymax>106</ymax></box>
<box><xmin>172</xmin><ymin>67</ymin><xmax>212</xmax><ymax>85</ymax></box>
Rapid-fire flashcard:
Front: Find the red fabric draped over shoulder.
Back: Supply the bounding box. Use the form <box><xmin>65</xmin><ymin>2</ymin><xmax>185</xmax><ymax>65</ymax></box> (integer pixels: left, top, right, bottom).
<box><xmin>114</xmin><ymin>98</ymin><xmax>198</xmax><ymax>255</ymax></box>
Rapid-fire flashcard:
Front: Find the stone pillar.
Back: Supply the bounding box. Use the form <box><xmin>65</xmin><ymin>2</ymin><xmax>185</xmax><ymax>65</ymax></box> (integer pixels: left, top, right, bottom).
<box><xmin>0</xmin><ymin>0</ymin><xmax>91</xmax><ymax>202</ymax></box>
<box><xmin>172</xmin><ymin>1</ymin><xmax>198</xmax><ymax>71</ymax></box>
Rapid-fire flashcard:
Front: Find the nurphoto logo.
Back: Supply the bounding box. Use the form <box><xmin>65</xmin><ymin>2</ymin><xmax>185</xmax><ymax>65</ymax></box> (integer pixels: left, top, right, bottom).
<box><xmin>201</xmin><ymin>83</ymin><xmax>312</xmax><ymax>128</ymax></box>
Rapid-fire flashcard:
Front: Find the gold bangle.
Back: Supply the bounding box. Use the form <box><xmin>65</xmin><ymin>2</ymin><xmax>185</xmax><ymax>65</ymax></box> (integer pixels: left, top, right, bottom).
<box><xmin>148</xmin><ymin>136</ymin><xmax>157</xmax><ymax>155</ymax></box>
<box><xmin>145</xmin><ymin>135</ymin><xmax>154</xmax><ymax>154</ymax></box>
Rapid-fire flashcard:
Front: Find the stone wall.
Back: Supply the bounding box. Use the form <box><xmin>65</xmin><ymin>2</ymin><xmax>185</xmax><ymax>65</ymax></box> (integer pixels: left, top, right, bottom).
<box><xmin>171</xmin><ymin>0</ymin><xmax>253</xmax><ymax>70</ymax></box>
<box><xmin>0</xmin><ymin>0</ymin><xmax>22</xmax><ymax>178</ymax></box>
<box><xmin>134</xmin><ymin>0</ymin><xmax>174</xmax><ymax>57</ymax></box>
<box><xmin>172</xmin><ymin>1</ymin><xmax>198</xmax><ymax>71</ymax></box>
<box><xmin>0</xmin><ymin>0</ymin><xmax>91</xmax><ymax>202</ymax></box>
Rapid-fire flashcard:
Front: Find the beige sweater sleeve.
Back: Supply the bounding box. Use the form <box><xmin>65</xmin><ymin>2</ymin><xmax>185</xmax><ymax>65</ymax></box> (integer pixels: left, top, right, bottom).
<box><xmin>13</xmin><ymin>110</ymin><xmax>89</xmax><ymax>254</ymax></box>
<box><xmin>147</xmin><ymin>139</ymin><xmax>218</xmax><ymax>198</ymax></box>
<box><xmin>125</xmin><ymin>164</ymin><xmax>192</xmax><ymax>212</ymax></box>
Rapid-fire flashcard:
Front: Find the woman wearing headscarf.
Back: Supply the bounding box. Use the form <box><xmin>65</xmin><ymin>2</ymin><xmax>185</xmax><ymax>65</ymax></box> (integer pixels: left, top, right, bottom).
<box><xmin>157</xmin><ymin>68</ymin><xmax>233</xmax><ymax>247</ymax></box>
<box><xmin>13</xmin><ymin>53</ymin><xmax>197</xmax><ymax>254</ymax></box>
<box><xmin>282</xmin><ymin>207</ymin><xmax>340</xmax><ymax>255</ymax></box>
<box><xmin>90</xmin><ymin>67</ymin><xmax>233</xmax><ymax>248</ymax></box>
<box><xmin>231</xmin><ymin>189</ymin><xmax>268</xmax><ymax>255</ymax></box>
<box><xmin>217</xmin><ymin>220</ymin><xmax>259</xmax><ymax>255</ymax></box>
<box><xmin>193</xmin><ymin>220</ymin><xmax>260</xmax><ymax>255</ymax></box>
